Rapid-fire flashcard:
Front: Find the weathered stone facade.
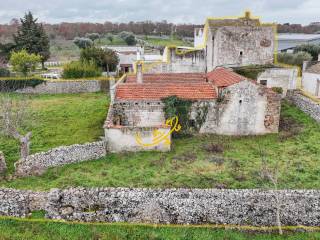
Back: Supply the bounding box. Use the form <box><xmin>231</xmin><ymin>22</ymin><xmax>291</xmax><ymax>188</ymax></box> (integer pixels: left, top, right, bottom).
<box><xmin>200</xmin><ymin>80</ymin><xmax>281</xmax><ymax>135</ymax></box>
<box><xmin>287</xmin><ymin>90</ymin><xmax>320</xmax><ymax>123</ymax></box>
<box><xmin>16</xmin><ymin>80</ymin><xmax>108</xmax><ymax>94</ymax></box>
<box><xmin>145</xmin><ymin>13</ymin><xmax>275</xmax><ymax>74</ymax></box>
<box><xmin>15</xmin><ymin>141</ymin><xmax>106</xmax><ymax>177</ymax></box>
<box><xmin>109</xmin><ymin>80</ymin><xmax>281</xmax><ymax>137</ymax></box>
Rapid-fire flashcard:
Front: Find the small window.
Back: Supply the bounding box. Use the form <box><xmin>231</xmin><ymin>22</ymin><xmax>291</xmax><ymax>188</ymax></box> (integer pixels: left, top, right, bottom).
<box><xmin>239</xmin><ymin>100</ymin><xmax>242</xmax><ymax>104</ymax></box>
<box><xmin>260</xmin><ymin>80</ymin><xmax>267</xmax><ymax>86</ymax></box>
<box><xmin>240</xmin><ymin>51</ymin><xmax>243</xmax><ymax>56</ymax></box>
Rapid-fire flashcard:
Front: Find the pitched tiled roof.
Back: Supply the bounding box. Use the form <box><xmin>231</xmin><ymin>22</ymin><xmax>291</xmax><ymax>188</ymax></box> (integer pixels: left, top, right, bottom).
<box><xmin>206</xmin><ymin>67</ymin><xmax>247</xmax><ymax>87</ymax></box>
<box><xmin>116</xmin><ymin>83</ymin><xmax>217</xmax><ymax>100</ymax></box>
<box><xmin>126</xmin><ymin>73</ymin><xmax>206</xmax><ymax>84</ymax></box>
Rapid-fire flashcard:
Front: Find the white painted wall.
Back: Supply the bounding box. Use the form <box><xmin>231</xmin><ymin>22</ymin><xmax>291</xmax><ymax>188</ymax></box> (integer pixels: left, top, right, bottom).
<box><xmin>302</xmin><ymin>72</ymin><xmax>320</xmax><ymax>97</ymax></box>
<box><xmin>257</xmin><ymin>68</ymin><xmax>298</xmax><ymax>97</ymax></box>
<box><xmin>105</xmin><ymin>127</ymin><xmax>171</xmax><ymax>152</ymax></box>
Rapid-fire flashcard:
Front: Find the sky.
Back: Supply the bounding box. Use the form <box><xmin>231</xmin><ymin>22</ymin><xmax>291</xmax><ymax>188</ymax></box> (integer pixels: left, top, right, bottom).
<box><xmin>0</xmin><ymin>0</ymin><xmax>319</xmax><ymax>25</ymax></box>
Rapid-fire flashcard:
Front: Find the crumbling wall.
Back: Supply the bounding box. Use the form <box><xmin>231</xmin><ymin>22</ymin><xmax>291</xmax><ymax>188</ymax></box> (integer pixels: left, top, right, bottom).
<box><xmin>201</xmin><ymin>80</ymin><xmax>281</xmax><ymax>135</ymax></box>
<box><xmin>45</xmin><ymin>188</ymin><xmax>320</xmax><ymax>226</ymax></box>
<box><xmin>287</xmin><ymin>90</ymin><xmax>320</xmax><ymax>122</ymax></box>
<box><xmin>15</xmin><ymin>141</ymin><xmax>106</xmax><ymax>177</ymax></box>
<box><xmin>0</xmin><ymin>188</ymin><xmax>47</xmax><ymax>217</ymax></box>
<box><xmin>1</xmin><ymin>187</ymin><xmax>320</xmax><ymax>226</ymax></box>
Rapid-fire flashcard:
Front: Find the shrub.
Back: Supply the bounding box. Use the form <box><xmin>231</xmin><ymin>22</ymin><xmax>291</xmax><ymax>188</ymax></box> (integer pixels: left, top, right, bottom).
<box><xmin>9</xmin><ymin>50</ymin><xmax>41</xmax><ymax>76</ymax></box>
<box><xmin>204</xmin><ymin>143</ymin><xmax>224</xmax><ymax>154</ymax></box>
<box><xmin>271</xmin><ymin>87</ymin><xmax>283</xmax><ymax>94</ymax></box>
<box><xmin>0</xmin><ymin>78</ymin><xmax>45</xmax><ymax>92</ymax></box>
<box><xmin>73</xmin><ymin>37</ymin><xmax>93</xmax><ymax>49</ymax></box>
<box><xmin>62</xmin><ymin>61</ymin><xmax>102</xmax><ymax>79</ymax></box>
<box><xmin>80</xmin><ymin>47</ymin><xmax>119</xmax><ymax>72</ymax></box>
<box><xmin>294</xmin><ymin>44</ymin><xmax>320</xmax><ymax>60</ymax></box>
<box><xmin>0</xmin><ymin>68</ymin><xmax>10</xmax><ymax>77</ymax></box>
<box><xmin>277</xmin><ymin>51</ymin><xmax>312</xmax><ymax>67</ymax></box>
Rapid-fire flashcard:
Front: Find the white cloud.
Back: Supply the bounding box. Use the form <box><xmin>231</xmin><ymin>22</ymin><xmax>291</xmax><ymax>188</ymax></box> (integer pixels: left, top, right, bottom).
<box><xmin>0</xmin><ymin>0</ymin><xmax>318</xmax><ymax>25</ymax></box>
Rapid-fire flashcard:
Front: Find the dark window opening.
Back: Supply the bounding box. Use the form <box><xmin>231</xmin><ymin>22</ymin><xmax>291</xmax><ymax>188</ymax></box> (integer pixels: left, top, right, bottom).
<box><xmin>239</xmin><ymin>100</ymin><xmax>242</xmax><ymax>104</ymax></box>
<box><xmin>240</xmin><ymin>51</ymin><xmax>243</xmax><ymax>56</ymax></box>
<box><xmin>260</xmin><ymin>80</ymin><xmax>267</xmax><ymax>86</ymax></box>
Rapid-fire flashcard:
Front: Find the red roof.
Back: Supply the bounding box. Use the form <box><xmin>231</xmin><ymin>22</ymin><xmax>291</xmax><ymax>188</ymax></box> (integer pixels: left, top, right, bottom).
<box><xmin>115</xmin><ymin>68</ymin><xmax>248</xmax><ymax>101</ymax></box>
<box><xmin>206</xmin><ymin>67</ymin><xmax>247</xmax><ymax>87</ymax></box>
<box><xmin>126</xmin><ymin>73</ymin><xmax>206</xmax><ymax>84</ymax></box>
<box><xmin>116</xmin><ymin>83</ymin><xmax>217</xmax><ymax>100</ymax></box>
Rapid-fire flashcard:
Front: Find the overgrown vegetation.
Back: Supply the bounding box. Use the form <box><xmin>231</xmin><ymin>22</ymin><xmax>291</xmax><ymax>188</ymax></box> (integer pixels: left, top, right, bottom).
<box><xmin>0</xmin><ymin>218</ymin><xmax>318</xmax><ymax>240</ymax></box>
<box><xmin>62</xmin><ymin>61</ymin><xmax>102</xmax><ymax>79</ymax></box>
<box><xmin>162</xmin><ymin>96</ymin><xmax>193</xmax><ymax>137</ymax></box>
<box><xmin>1</xmin><ymin>95</ymin><xmax>320</xmax><ymax>190</ymax></box>
<box><xmin>277</xmin><ymin>51</ymin><xmax>313</xmax><ymax>67</ymax></box>
<box><xmin>232</xmin><ymin>64</ymin><xmax>275</xmax><ymax>79</ymax></box>
<box><xmin>0</xmin><ymin>78</ymin><xmax>45</xmax><ymax>92</ymax></box>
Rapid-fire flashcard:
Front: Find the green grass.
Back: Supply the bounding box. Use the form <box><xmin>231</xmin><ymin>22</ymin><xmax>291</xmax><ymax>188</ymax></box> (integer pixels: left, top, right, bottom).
<box><xmin>0</xmin><ymin>93</ymin><xmax>109</xmax><ymax>173</ymax></box>
<box><xmin>144</xmin><ymin>36</ymin><xmax>192</xmax><ymax>47</ymax></box>
<box><xmin>1</xmin><ymin>94</ymin><xmax>320</xmax><ymax>190</ymax></box>
<box><xmin>0</xmin><ymin>218</ymin><xmax>319</xmax><ymax>240</ymax></box>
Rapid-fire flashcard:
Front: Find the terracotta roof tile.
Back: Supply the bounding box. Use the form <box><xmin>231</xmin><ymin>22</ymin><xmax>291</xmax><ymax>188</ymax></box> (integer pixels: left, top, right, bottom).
<box><xmin>206</xmin><ymin>67</ymin><xmax>247</xmax><ymax>87</ymax></box>
<box><xmin>116</xmin><ymin>83</ymin><xmax>217</xmax><ymax>100</ymax></box>
<box><xmin>126</xmin><ymin>73</ymin><xmax>206</xmax><ymax>84</ymax></box>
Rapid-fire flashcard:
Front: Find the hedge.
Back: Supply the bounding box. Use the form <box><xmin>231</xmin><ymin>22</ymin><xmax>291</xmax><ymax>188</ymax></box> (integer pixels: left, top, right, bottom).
<box><xmin>0</xmin><ymin>78</ymin><xmax>45</xmax><ymax>92</ymax></box>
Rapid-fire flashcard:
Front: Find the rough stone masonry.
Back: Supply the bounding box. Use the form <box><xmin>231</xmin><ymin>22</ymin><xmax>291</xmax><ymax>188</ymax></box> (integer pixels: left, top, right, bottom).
<box><xmin>1</xmin><ymin>187</ymin><xmax>320</xmax><ymax>226</ymax></box>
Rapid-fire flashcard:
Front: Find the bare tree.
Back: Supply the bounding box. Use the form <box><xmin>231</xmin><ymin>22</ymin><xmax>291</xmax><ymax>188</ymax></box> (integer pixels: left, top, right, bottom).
<box><xmin>260</xmin><ymin>149</ymin><xmax>283</xmax><ymax>235</ymax></box>
<box><xmin>0</xmin><ymin>95</ymin><xmax>32</xmax><ymax>160</ymax></box>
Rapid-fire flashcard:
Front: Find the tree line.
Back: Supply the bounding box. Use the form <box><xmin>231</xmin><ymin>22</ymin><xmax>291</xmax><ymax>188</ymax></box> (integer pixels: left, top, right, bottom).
<box><xmin>1</xmin><ymin>19</ymin><xmax>201</xmax><ymax>40</ymax></box>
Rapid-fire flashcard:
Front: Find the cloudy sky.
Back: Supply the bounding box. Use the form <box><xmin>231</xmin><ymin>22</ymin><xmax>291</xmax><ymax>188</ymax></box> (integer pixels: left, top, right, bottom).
<box><xmin>0</xmin><ymin>0</ymin><xmax>319</xmax><ymax>25</ymax></box>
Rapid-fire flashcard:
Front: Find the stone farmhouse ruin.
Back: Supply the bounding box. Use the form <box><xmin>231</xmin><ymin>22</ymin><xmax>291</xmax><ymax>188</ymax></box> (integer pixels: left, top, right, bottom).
<box><xmin>104</xmin><ymin>68</ymin><xmax>281</xmax><ymax>152</ymax></box>
<box><xmin>103</xmin><ymin>12</ymin><xmax>282</xmax><ymax>152</ymax></box>
<box><xmin>144</xmin><ymin>11</ymin><xmax>275</xmax><ymax>74</ymax></box>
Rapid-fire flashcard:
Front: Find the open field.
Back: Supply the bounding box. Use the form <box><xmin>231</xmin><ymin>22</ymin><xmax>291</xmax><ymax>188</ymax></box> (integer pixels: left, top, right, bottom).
<box><xmin>49</xmin><ymin>35</ymin><xmax>191</xmax><ymax>61</ymax></box>
<box><xmin>0</xmin><ymin>217</ymin><xmax>319</xmax><ymax>240</ymax></box>
<box><xmin>0</xmin><ymin>93</ymin><xmax>319</xmax><ymax>190</ymax></box>
<box><xmin>0</xmin><ymin>93</ymin><xmax>109</xmax><ymax>173</ymax></box>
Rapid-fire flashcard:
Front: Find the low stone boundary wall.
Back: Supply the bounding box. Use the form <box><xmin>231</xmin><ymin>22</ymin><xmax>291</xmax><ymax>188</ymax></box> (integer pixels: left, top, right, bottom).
<box><xmin>16</xmin><ymin>79</ymin><xmax>109</xmax><ymax>94</ymax></box>
<box><xmin>0</xmin><ymin>188</ymin><xmax>319</xmax><ymax>226</ymax></box>
<box><xmin>287</xmin><ymin>90</ymin><xmax>320</xmax><ymax>122</ymax></box>
<box><xmin>45</xmin><ymin>188</ymin><xmax>320</xmax><ymax>226</ymax></box>
<box><xmin>15</xmin><ymin>141</ymin><xmax>106</xmax><ymax>176</ymax></box>
<box><xmin>0</xmin><ymin>188</ymin><xmax>46</xmax><ymax>217</ymax></box>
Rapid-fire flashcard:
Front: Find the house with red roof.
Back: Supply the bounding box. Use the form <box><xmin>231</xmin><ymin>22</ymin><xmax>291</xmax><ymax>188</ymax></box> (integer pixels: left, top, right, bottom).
<box><xmin>104</xmin><ymin>67</ymin><xmax>281</xmax><ymax>152</ymax></box>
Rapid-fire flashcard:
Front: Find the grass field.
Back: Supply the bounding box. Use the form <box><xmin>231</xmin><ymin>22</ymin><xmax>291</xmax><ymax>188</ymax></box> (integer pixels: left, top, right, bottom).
<box><xmin>0</xmin><ymin>93</ymin><xmax>320</xmax><ymax>190</ymax></box>
<box><xmin>0</xmin><ymin>218</ymin><xmax>319</xmax><ymax>240</ymax></box>
<box><xmin>0</xmin><ymin>93</ymin><xmax>109</xmax><ymax>173</ymax></box>
<box><xmin>49</xmin><ymin>35</ymin><xmax>191</xmax><ymax>61</ymax></box>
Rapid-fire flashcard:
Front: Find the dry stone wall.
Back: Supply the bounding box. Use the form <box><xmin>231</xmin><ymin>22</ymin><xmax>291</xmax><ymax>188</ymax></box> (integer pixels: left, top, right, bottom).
<box><xmin>287</xmin><ymin>90</ymin><xmax>320</xmax><ymax>123</ymax></box>
<box><xmin>16</xmin><ymin>80</ymin><xmax>108</xmax><ymax>94</ymax></box>
<box><xmin>0</xmin><ymin>188</ymin><xmax>46</xmax><ymax>217</ymax></box>
<box><xmin>15</xmin><ymin>141</ymin><xmax>106</xmax><ymax>177</ymax></box>
<box><xmin>0</xmin><ymin>187</ymin><xmax>320</xmax><ymax>227</ymax></box>
<box><xmin>45</xmin><ymin>188</ymin><xmax>320</xmax><ymax>226</ymax></box>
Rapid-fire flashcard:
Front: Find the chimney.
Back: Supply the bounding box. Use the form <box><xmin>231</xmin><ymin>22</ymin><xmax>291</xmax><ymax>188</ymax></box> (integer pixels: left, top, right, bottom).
<box><xmin>245</xmin><ymin>11</ymin><xmax>251</xmax><ymax>19</ymax></box>
<box><xmin>137</xmin><ymin>63</ymin><xmax>143</xmax><ymax>84</ymax></box>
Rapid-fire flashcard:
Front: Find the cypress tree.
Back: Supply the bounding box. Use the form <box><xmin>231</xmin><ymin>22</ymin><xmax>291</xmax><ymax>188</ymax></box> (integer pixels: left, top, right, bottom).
<box><xmin>13</xmin><ymin>11</ymin><xmax>50</xmax><ymax>69</ymax></box>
